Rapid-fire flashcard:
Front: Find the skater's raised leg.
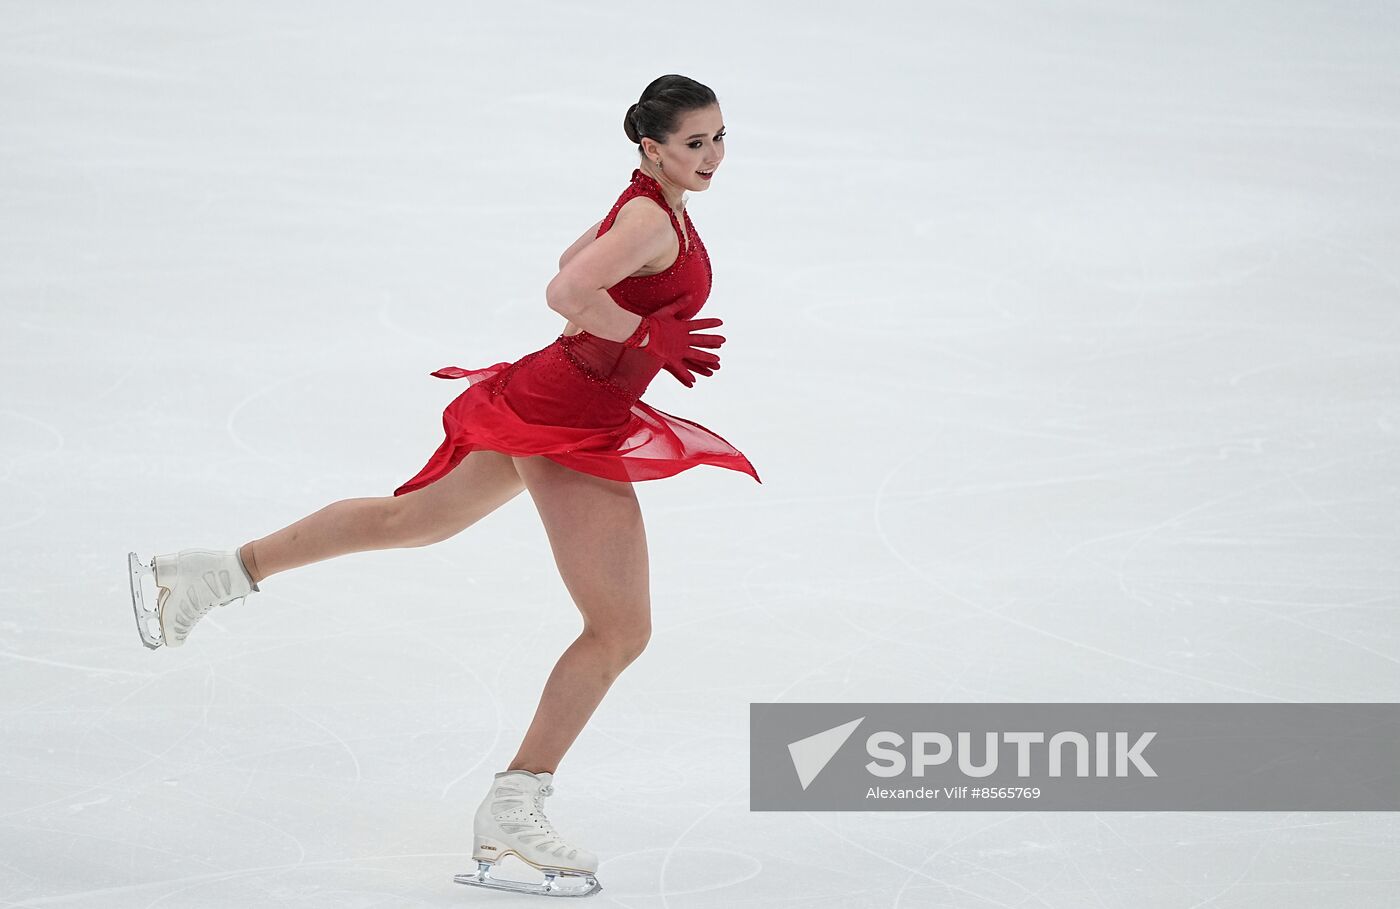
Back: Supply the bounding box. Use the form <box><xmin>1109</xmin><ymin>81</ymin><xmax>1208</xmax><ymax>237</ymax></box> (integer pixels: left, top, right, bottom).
<box><xmin>506</xmin><ymin>454</ymin><xmax>651</xmax><ymax>775</ymax></box>
<box><xmin>129</xmin><ymin>450</ymin><xmax>525</xmax><ymax>648</ymax></box>
<box><xmin>242</xmin><ymin>449</ymin><xmax>525</xmax><ymax>583</ymax></box>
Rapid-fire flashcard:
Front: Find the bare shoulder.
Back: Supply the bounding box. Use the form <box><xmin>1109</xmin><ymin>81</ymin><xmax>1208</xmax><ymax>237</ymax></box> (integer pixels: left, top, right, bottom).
<box><xmin>611</xmin><ymin>196</ymin><xmax>678</xmax><ymax>273</ymax></box>
<box><xmin>613</xmin><ymin>194</ymin><xmax>673</xmax><ymax>231</ymax></box>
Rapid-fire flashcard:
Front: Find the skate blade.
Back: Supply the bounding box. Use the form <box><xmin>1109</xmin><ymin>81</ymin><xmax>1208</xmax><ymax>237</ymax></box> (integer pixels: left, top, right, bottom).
<box><xmin>455</xmin><ymin>859</ymin><xmax>601</xmax><ymax>898</ymax></box>
<box><xmin>127</xmin><ymin>552</ymin><xmax>164</xmax><ymax>650</ymax></box>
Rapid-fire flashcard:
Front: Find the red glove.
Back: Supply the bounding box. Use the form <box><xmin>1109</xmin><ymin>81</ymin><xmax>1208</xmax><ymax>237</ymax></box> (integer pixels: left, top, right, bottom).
<box><xmin>624</xmin><ymin>297</ymin><xmax>725</xmax><ymax>388</ymax></box>
<box><xmin>674</xmin><ymin>293</ymin><xmax>720</xmax><ymax>376</ymax></box>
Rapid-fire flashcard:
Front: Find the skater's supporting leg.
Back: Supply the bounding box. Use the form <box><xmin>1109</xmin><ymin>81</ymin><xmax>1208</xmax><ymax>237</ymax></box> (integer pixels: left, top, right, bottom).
<box><xmin>242</xmin><ymin>450</ymin><xmax>525</xmax><ymax>583</ymax></box>
<box><xmin>508</xmin><ymin>455</ymin><xmax>651</xmax><ymax>774</ymax></box>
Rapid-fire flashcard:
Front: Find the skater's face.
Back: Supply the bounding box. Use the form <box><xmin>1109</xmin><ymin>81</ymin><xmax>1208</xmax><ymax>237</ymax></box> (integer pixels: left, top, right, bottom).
<box><xmin>644</xmin><ymin>104</ymin><xmax>725</xmax><ymax>193</ymax></box>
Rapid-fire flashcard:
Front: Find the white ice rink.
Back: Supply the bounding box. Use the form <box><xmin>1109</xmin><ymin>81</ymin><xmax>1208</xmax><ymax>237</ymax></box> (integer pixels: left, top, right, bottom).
<box><xmin>2</xmin><ymin>1</ymin><xmax>1398</xmax><ymax>906</ymax></box>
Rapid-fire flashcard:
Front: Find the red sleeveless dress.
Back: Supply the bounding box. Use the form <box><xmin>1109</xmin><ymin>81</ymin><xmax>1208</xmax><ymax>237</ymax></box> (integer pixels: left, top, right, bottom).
<box><xmin>392</xmin><ymin>168</ymin><xmax>761</xmax><ymax>495</ymax></box>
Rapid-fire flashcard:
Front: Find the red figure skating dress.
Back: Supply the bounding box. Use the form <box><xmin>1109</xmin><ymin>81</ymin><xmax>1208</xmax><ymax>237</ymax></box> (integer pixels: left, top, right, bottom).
<box><xmin>392</xmin><ymin>168</ymin><xmax>760</xmax><ymax>495</ymax></box>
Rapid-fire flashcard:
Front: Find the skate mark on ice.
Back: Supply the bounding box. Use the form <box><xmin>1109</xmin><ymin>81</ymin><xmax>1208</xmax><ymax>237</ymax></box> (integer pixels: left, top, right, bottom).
<box><xmin>0</xmin><ymin>650</ymin><xmax>150</xmax><ymax>678</ymax></box>
<box><xmin>651</xmin><ymin>578</ymin><xmax>883</xmax><ymax>907</ymax></box>
<box><xmin>1081</xmin><ymin>443</ymin><xmax>1400</xmax><ymax>683</ymax></box>
<box><xmin>218</xmin><ymin>670</ymin><xmax>363</xmax><ymax>783</ymax></box>
<box><xmin>422</xmin><ymin>633</ymin><xmax>508</xmax><ymax>801</ymax></box>
<box><xmin>603</xmin><ymin>846</ymin><xmax>761</xmax><ymax>896</ymax></box>
<box><xmin>224</xmin><ymin>362</ymin><xmax>344</xmax><ymax>463</ymax></box>
<box><xmin>0</xmin><ymin>666</ymin><xmax>214</xmax><ymax>823</ymax></box>
<box><xmin>868</xmin><ymin>446</ymin><xmax>1394</xmax><ymax>699</ymax></box>
<box><xmin>376</xmin><ymin>292</ymin><xmax>449</xmax><ymax>348</ymax></box>
<box><xmin>5</xmin><ymin>850</ymin><xmax>464</xmax><ymax>906</ymax></box>
<box><xmin>884</xmin><ymin>812</ymin><xmax>1056</xmax><ymax>908</ymax></box>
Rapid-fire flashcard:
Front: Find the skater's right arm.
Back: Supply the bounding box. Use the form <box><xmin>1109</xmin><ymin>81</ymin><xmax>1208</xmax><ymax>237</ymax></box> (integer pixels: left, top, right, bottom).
<box><xmin>558</xmin><ymin>219</ymin><xmax>604</xmax><ymax>270</ymax></box>
<box><xmin>545</xmin><ymin>200</ymin><xmax>675</xmax><ymax>343</ymax></box>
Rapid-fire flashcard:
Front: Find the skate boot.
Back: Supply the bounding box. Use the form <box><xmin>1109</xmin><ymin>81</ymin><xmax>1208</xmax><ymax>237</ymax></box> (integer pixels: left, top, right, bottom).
<box><xmin>127</xmin><ymin>548</ymin><xmax>259</xmax><ymax>649</ymax></box>
<box><xmin>454</xmin><ymin>769</ymin><xmax>601</xmax><ymax>898</ymax></box>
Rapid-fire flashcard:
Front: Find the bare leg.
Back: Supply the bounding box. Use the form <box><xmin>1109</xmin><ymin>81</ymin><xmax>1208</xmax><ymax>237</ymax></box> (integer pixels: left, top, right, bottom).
<box><xmin>506</xmin><ymin>455</ymin><xmax>651</xmax><ymax>774</ymax></box>
<box><xmin>241</xmin><ymin>450</ymin><xmax>525</xmax><ymax>584</ymax></box>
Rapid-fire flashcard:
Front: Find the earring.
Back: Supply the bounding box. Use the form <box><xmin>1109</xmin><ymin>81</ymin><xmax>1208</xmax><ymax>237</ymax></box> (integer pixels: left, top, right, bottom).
<box><xmin>655</xmin><ymin>157</ymin><xmax>663</xmax><ymax>171</ymax></box>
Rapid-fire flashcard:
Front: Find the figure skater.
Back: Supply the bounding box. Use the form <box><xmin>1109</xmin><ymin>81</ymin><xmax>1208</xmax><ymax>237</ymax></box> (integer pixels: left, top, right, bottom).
<box><xmin>124</xmin><ymin>74</ymin><xmax>758</xmax><ymax>898</ymax></box>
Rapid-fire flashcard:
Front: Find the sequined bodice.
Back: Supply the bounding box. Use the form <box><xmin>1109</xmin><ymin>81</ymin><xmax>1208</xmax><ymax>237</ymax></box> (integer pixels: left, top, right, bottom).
<box><xmin>595</xmin><ymin>168</ymin><xmax>713</xmax><ymax>317</ymax></box>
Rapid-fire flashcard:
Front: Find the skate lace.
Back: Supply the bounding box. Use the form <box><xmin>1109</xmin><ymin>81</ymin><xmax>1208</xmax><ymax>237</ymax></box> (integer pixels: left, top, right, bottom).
<box><xmin>529</xmin><ymin>788</ymin><xmax>563</xmax><ymax>848</ymax></box>
<box><xmin>496</xmin><ymin>782</ymin><xmax>571</xmax><ymax>856</ymax></box>
<box><xmin>174</xmin><ymin>571</ymin><xmax>247</xmax><ymax>629</ymax></box>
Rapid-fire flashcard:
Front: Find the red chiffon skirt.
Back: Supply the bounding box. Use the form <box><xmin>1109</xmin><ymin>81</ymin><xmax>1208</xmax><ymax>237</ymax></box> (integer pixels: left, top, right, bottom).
<box><xmin>393</xmin><ymin>331</ymin><xmax>760</xmax><ymax>495</ymax></box>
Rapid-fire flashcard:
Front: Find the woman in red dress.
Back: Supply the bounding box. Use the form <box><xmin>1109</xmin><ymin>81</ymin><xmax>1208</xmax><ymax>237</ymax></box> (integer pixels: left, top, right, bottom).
<box><xmin>126</xmin><ymin>75</ymin><xmax>756</xmax><ymax>895</ymax></box>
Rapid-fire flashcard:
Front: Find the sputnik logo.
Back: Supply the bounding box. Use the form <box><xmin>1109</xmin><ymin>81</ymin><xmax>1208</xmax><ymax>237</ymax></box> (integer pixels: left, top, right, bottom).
<box><xmin>787</xmin><ymin>717</ymin><xmax>864</xmax><ymax>790</ymax></box>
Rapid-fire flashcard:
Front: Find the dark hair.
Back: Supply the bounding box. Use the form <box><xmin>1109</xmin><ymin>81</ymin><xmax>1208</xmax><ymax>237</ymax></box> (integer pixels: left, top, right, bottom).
<box><xmin>623</xmin><ymin>75</ymin><xmax>718</xmax><ymax>155</ymax></box>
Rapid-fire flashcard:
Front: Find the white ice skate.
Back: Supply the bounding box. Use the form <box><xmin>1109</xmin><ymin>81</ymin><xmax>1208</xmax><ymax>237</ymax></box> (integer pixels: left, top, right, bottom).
<box><xmin>127</xmin><ymin>548</ymin><xmax>259</xmax><ymax>649</ymax></box>
<box><xmin>455</xmin><ymin>769</ymin><xmax>601</xmax><ymax>898</ymax></box>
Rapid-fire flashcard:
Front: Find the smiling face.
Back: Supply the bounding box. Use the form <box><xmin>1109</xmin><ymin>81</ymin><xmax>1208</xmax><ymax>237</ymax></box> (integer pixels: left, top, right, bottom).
<box><xmin>642</xmin><ymin>104</ymin><xmax>725</xmax><ymax>194</ymax></box>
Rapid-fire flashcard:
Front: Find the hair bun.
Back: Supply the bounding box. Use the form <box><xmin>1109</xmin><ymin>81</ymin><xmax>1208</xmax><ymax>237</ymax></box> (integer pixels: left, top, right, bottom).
<box><xmin>623</xmin><ymin>101</ymin><xmax>642</xmax><ymax>144</ymax></box>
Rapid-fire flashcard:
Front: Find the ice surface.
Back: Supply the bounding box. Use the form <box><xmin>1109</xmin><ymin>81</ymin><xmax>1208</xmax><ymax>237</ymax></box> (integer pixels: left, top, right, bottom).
<box><xmin>1</xmin><ymin>1</ymin><xmax>1398</xmax><ymax>906</ymax></box>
